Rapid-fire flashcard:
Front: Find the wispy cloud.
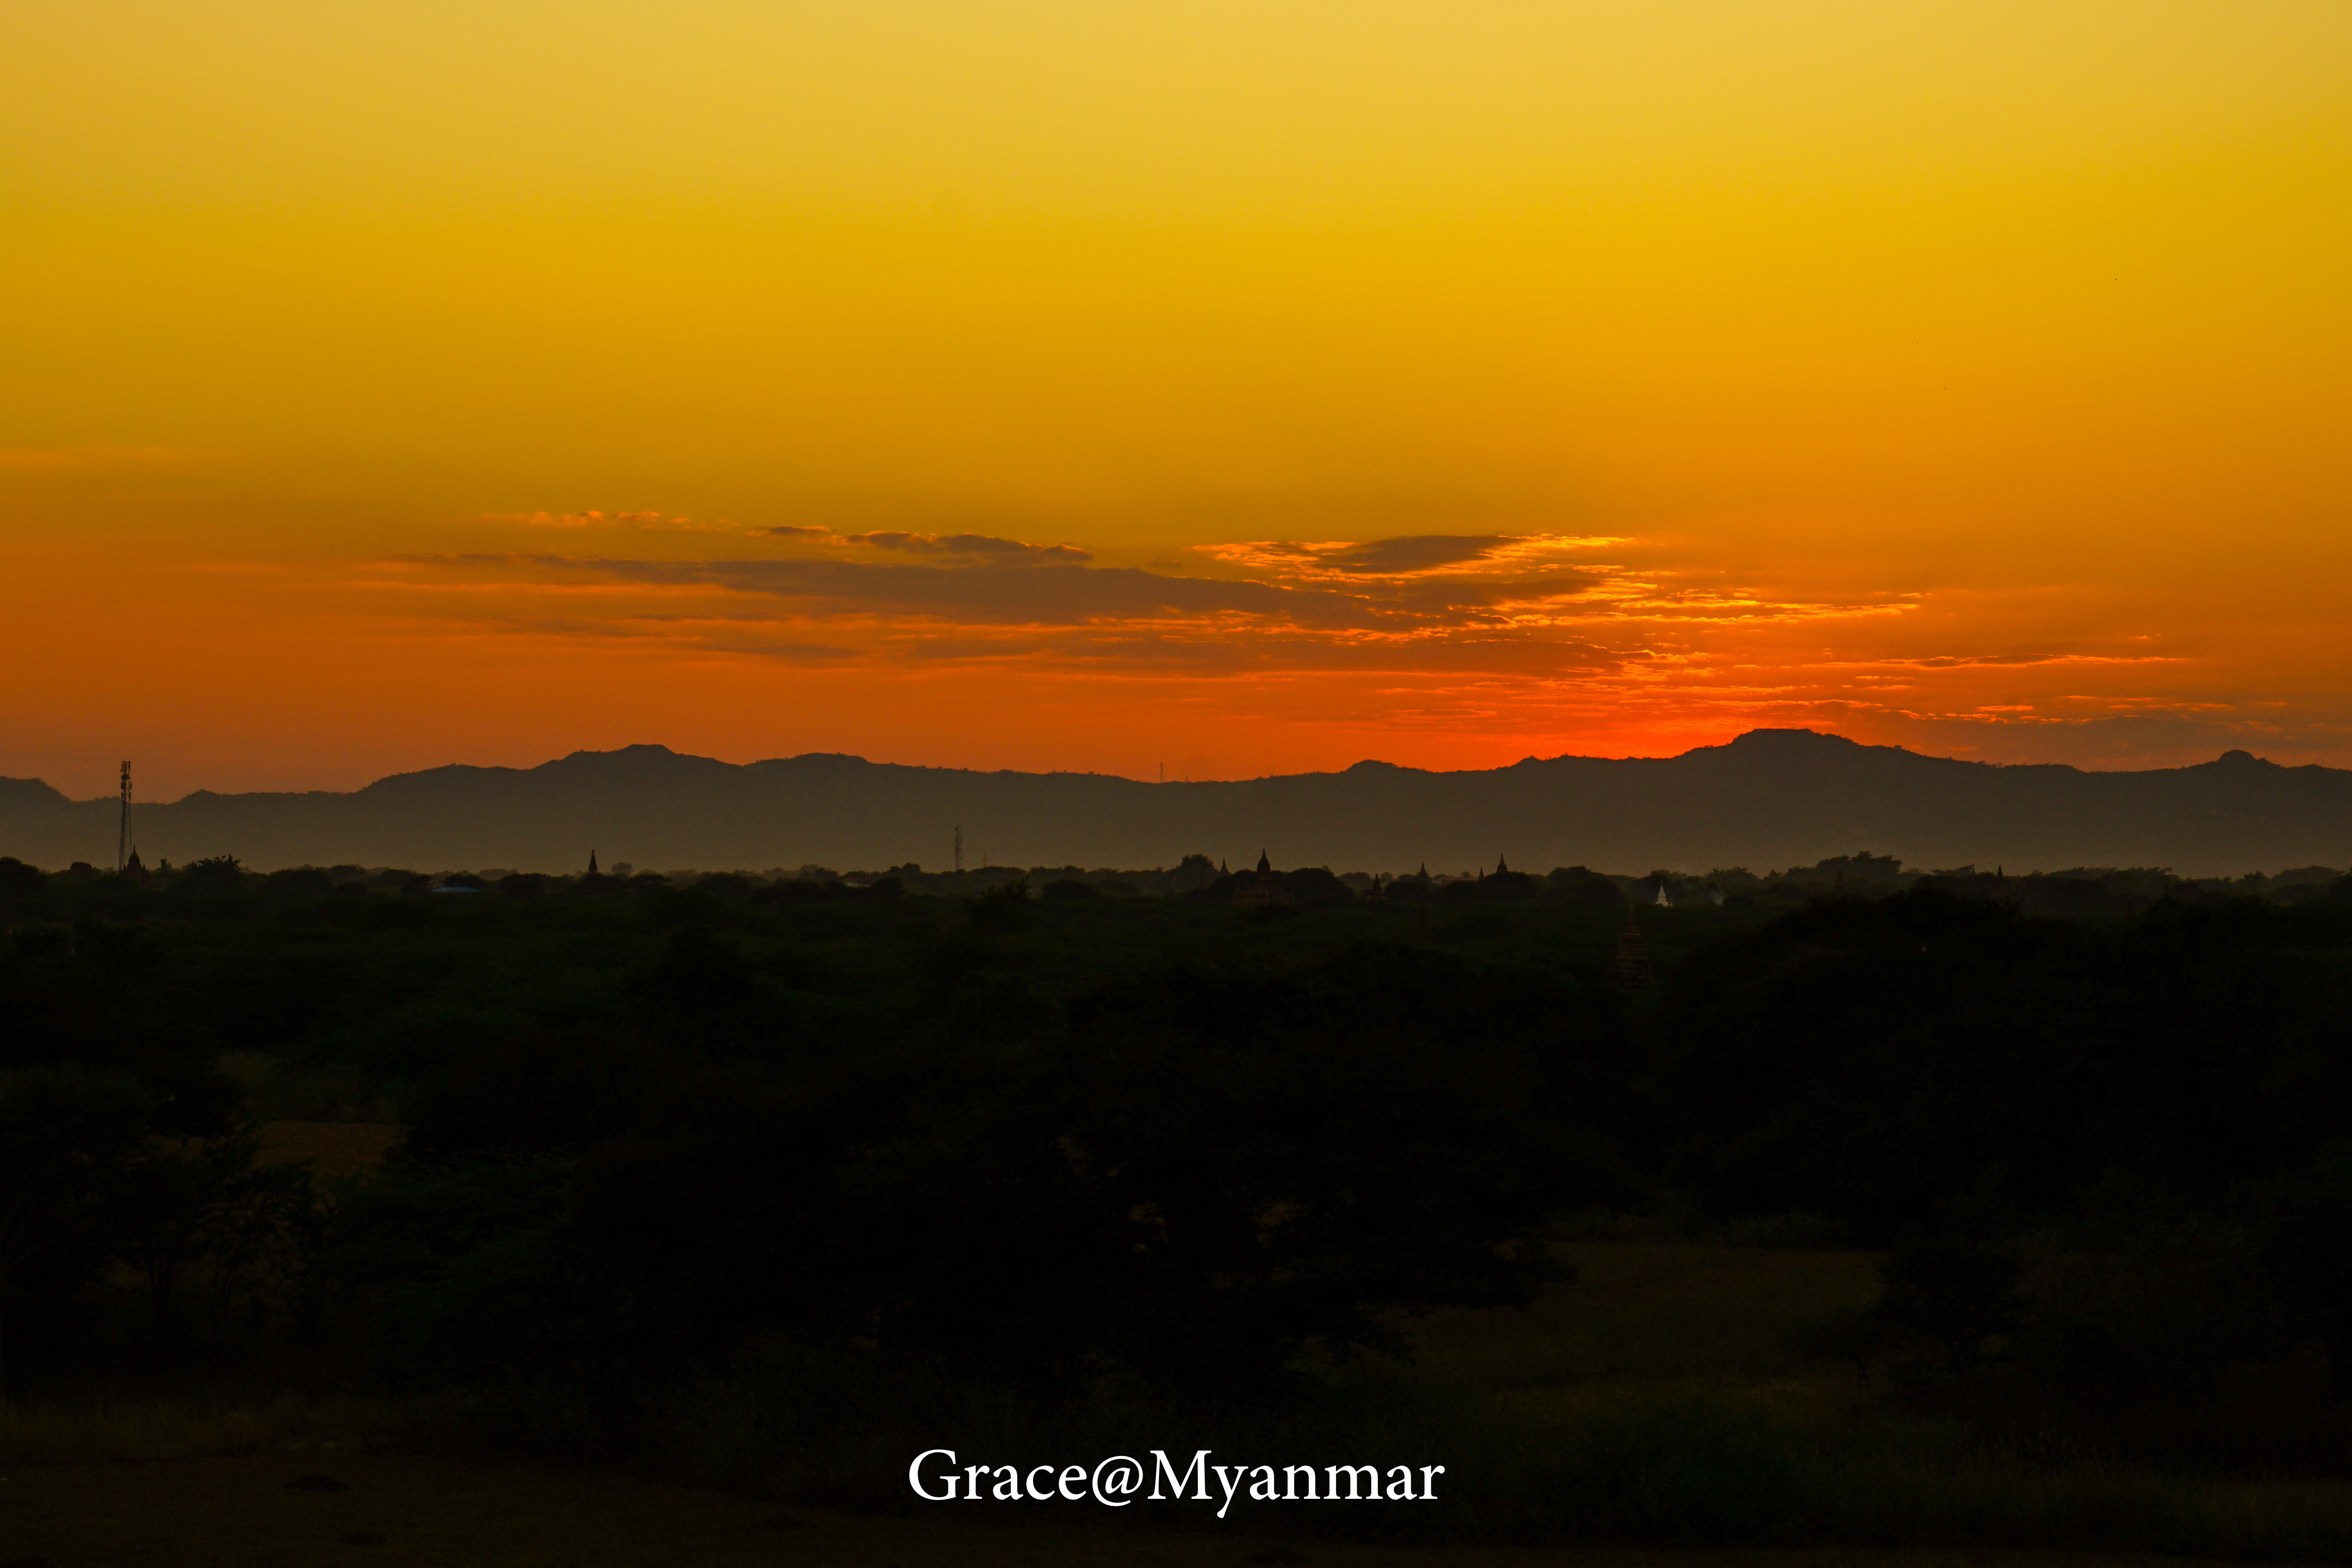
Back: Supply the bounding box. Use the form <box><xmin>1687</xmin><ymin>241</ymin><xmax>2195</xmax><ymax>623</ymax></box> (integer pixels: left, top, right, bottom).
<box><xmin>1199</xmin><ymin>532</ymin><xmax>1622</xmax><ymax>580</ymax></box>
<box><xmin>827</xmin><ymin>529</ymin><xmax>1093</xmax><ymax>565</ymax></box>
<box><xmin>365</xmin><ymin>523</ymin><xmax>1951</xmax><ymax>717</ymax></box>
<box><xmin>1804</xmin><ymin>653</ymin><xmax>2187</xmax><ymax>670</ymax></box>
<box><xmin>484</xmin><ymin>510</ymin><xmax>739</xmax><ymax>532</ymax></box>
<box><xmin>392</xmin><ymin>526</ymin><xmax>1919</xmax><ymax>654</ymax></box>
<box><xmin>427</xmin><ymin>553</ymin><xmax>1400</xmax><ymax>632</ymax></box>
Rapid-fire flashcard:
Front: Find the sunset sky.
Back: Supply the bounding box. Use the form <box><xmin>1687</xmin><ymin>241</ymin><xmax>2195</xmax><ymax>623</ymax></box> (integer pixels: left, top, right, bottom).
<box><xmin>4</xmin><ymin>0</ymin><xmax>2347</xmax><ymax>799</ymax></box>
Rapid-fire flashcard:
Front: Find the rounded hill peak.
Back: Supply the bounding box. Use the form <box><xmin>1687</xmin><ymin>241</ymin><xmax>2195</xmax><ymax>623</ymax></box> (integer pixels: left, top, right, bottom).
<box><xmin>1724</xmin><ymin>728</ymin><xmax>1855</xmax><ymax>749</ymax></box>
<box><xmin>552</xmin><ymin>743</ymin><xmax>684</xmax><ymax>765</ymax></box>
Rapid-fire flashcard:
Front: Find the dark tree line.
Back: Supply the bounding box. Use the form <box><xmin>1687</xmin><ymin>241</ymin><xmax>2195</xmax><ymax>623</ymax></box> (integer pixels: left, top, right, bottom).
<box><xmin>6</xmin><ymin>853</ymin><xmax>2352</xmax><ymax>1426</ymax></box>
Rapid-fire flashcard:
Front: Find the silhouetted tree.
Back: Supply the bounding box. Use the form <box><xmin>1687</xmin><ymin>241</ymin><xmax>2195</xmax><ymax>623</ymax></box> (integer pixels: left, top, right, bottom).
<box><xmin>0</xmin><ymin>856</ymin><xmax>46</xmax><ymax>909</ymax></box>
<box><xmin>1546</xmin><ymin>866</ymin><xmax>1623</xmax><ymax>905</ymax></box>
<box><xmin>174</xmin><ymin>855</ymin><xmax>246</xmax><ymax>893</ymax></box>
<box><xmin>111</xmin><ymin>1123</ymin><xmax>303</xmax><ymax>1355</ymax></box>
<box><xmin>969</xmin><ymin>878</ymin><xmax>1030</xmax><ymax>932</ymax></box>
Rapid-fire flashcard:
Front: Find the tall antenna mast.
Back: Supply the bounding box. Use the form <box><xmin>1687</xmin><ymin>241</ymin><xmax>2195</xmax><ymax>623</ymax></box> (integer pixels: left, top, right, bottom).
<box><xmin>954</xmin><ymin>824</ymin><xmax>964</xmax><ymax>874</ymax></box>
<box><xmin>118</xmin><ymin>760</ymin><xmax>132</xmax><ymax>873</ymax></box>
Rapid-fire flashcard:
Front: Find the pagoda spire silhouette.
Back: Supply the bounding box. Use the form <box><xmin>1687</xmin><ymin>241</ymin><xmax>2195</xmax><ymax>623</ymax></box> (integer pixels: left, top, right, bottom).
<box><xmin>1234</xmin><ymin>849</ymin><xmax>1292</xmax><ymax>909</ymax></box>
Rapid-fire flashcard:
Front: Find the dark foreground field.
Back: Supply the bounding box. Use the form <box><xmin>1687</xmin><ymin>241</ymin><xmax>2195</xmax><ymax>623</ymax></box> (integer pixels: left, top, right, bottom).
<box><xmin>12</xmin><ymin>871</ymin><xmax>2352</xmax><ymax>1563</ymax></box>
<box><xmin>16</xmin><ymin>1239</ymin><xmax>2352</xmax><ymax>1565</ymax></box>
<box><xmin>8</xmin><ymin>1454</ymin><xmax>2310</xmax><ymax>1568</ymax></box>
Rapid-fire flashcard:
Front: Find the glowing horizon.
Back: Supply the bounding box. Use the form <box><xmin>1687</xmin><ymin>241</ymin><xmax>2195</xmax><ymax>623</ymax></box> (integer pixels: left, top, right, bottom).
<box><xmin>4</xmin><ymin>0</ymin><xmax>2347</xmax><ymax>800</ymax></box>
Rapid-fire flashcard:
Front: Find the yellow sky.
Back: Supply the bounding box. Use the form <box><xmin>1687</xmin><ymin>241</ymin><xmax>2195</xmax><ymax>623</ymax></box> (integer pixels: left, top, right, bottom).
<box><xmin>3</xmin><ymin>1</ymin><xmax>2347</xmax><ymax>798</ymax></box>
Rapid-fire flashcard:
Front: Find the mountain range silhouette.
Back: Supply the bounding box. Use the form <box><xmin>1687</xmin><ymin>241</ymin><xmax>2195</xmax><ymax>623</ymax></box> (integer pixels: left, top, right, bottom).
<box><xmin>3</xmin><ymin>730</ymin><xmax>2344</xmax><ymax>877</ymax></box>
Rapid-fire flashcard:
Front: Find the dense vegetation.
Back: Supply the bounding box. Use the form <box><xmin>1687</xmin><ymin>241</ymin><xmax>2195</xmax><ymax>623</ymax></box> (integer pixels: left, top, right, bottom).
<box><xmin>7</xmin><ymin>851</ymin><xmax>2352</xmax><ymax>1547</ymax></box>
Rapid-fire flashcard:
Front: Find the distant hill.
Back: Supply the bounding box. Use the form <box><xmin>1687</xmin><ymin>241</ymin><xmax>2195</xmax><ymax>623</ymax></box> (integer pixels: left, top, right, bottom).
<box><xmin>3</xmin><ymin>731</ymin><xmax>2348</xmax><ymax>877</ymax></box>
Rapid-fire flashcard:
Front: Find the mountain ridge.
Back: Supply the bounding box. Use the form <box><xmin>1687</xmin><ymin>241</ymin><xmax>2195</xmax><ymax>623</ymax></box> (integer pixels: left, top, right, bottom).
<box><xmin>3</xmin><ymin>729</ymin><xmax>2345</xmax><ymax>877</ymax></box>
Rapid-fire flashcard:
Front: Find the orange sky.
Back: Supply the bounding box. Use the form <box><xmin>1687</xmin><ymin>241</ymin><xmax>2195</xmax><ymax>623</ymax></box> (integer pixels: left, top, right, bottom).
<box><xmin>3</xmin><ymin>0</ymin><xmax>2347</xmax><ymax>799</ymax></box>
